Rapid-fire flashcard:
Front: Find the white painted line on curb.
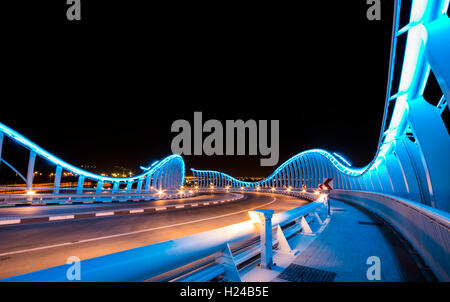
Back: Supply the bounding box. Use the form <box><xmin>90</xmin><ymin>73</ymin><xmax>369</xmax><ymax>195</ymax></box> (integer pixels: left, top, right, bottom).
<box><xmin>49</xmin><ymin>215</ymin><xmax>75</xmax><ymax>221</ymax></box>
<box><xmin>96</xmin><ymin>212</ymin><xmax>114</xmax><ymax>217</ymax></box>
<box><xmin>0</xmin><ymin>193</ymin><xmax>245</xmax><ymax>226</ymax></box>
<box><xmin>130</xmin><ymin>209</ymin><xmax>144</xmax><ymax>214</ymax></box>
<box><xmin>0</xmin><ymin>219</ymin><xmax>21</xmax><ymax>225</ymax></box>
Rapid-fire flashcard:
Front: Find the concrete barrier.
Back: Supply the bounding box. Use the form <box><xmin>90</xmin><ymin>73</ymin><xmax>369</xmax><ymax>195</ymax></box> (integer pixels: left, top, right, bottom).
<box><xmin>331</xmin><ymin>190</ymin><xmax>450</xmax><ymax>281</ymax></box>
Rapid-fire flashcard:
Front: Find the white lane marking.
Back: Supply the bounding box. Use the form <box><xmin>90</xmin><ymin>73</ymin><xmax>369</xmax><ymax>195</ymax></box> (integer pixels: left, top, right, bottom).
<box><xmin>0</xmin><ymin>219</ymin><xmax>21</xmax><ymax>225</ymax></box>
<box><xmin>49</xmin><ymin>215</ymin><xmax>74</xmax><ymax>221</ymax></box>
<box><xmin>0</xmin><ymin>197</ymin><xmax>276</xmax><ymax>257</ymax></box>
<box><xmin>175</xmin><ymin>205</ymin><xmax>184</xmax><ymax>209</ymax></box>
<box><xmin>95</xmin><ymin>212</ymin><xmax>114</xmax><ymax>217</ymax></box>
<box><xmin>155</xmin><ymin>207</ymin><xmax>165</xmax><ymax>211</ymax></box>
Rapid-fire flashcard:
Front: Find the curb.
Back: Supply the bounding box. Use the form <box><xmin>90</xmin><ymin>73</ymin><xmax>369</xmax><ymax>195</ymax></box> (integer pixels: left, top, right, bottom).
<box><xmin>0</xmin><ymin>194</ymin><xmax>195</xmax><ymax>207</ymax></box>
<box><xmin>0</xmin><ymin>194</ymin><xmax>245</xmax><ymax>226</ymax></box>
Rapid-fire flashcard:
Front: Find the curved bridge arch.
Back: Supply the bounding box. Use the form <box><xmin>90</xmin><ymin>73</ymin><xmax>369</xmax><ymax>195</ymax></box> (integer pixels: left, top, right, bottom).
<box><xmin>191</xmin><ymin>149</ymin><xmax>366</xmax><ymax>190</ymax></box>
<box><xmin>192</xmin><ymin>0</ymin><xmax>450</xmax><ymax>212</ymax></box>
<box><xmin>0</xmin><ymin>122</ymin><xmax>185</xmax><ymax>193</ymax></box>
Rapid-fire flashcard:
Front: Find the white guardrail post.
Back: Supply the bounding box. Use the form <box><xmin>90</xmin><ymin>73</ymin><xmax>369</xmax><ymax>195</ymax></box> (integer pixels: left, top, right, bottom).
<box><xmin>0</xmin><ymin>190</ymin><xmax>197</xmax><ymax>205</ymax></box>
<box><xmin>249</xmin><ymin>209</ymin><xmax>275</xmax><ymax>269</ymax></box>
<box><xmin>1</xmin><ymin>189</ymin><xmax>328</xmax><ymax>282</ymax></box>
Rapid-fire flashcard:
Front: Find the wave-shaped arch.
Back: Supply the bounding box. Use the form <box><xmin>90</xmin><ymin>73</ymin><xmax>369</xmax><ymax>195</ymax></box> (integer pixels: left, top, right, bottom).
<box><xmin>0</xmin><ymin>122</ymin><xmax>185</xmax><ymax>191</ymax></box>
<box><xmin>192</xmin><ymin>0</ymin><xmax>450</xmax><ymax>212</ymax></box>
<box><xmin>191</xmin><ymin>149</ymin><xmax>363</xmax><ymax>190</ymax></box>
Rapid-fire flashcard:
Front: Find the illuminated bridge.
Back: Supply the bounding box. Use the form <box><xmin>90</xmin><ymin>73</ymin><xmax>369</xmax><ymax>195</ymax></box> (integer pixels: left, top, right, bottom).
<box><xmin>0</xmin><ymin>0</ymin><xmax>449</xmax><ymax>282</ymax></box>
<box><xmin>193</xmin><ymin>0</ymin><xmax>450</xmax><ymax>212</ymax></box>
<box><xmin>0</xmin><ymin>121</ymin><xmax>186</xmax><ymax>203</ymax></box>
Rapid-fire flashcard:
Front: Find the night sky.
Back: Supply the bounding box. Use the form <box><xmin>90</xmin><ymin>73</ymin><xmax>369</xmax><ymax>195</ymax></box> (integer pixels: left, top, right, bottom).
<box><xmin>1</xmin><ymin>1</ymin><xmax>394</xmax><ymax>178</ymax></box>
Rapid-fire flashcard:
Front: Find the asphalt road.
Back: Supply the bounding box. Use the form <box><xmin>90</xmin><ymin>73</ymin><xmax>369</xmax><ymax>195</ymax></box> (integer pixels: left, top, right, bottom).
<box><xmin>0</xmin><ymin>193</ymin><xmax>234</xmax><ymax>218</ymax></box>
<box><xmin>0</xmin><ymin>192</ymin><xmax>308</xmax><ymax>279</ymax></box>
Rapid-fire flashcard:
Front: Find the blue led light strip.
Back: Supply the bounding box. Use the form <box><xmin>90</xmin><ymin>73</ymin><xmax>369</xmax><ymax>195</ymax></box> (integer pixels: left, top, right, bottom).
<box><xmin>192</xmin><ymin>149</ymin><xmax>368</xmax><ymax>188</ymax></box>
<box><xmin>0</xmin><ymin>121</ymin><xmax>182</xmax><ymax>184</ymax></box>
<box><xmin>333</xmin><ymin>152</ymin><xmax>352</xmax><ymax>166</ymax></box>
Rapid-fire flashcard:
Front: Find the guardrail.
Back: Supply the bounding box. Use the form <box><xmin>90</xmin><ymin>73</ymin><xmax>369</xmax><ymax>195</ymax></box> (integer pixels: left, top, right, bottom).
<box><xmin>0</xmin><ymin>190</ymin><xmax>196</xmax><ymax>206</ymax></box>
<box><xmin>331</xmin><ymin>190</ymin><xmax>450</xmax><ymax>282</ymax></box>
<box><xmin>1</xmin><ymin>191</ymin><xmax>328</xmax><ymax>282</ymax></box>
<box><xmin>196</xmin><ymin>187</ymin><xmax>326</xmax><ymax>202</ymax></box>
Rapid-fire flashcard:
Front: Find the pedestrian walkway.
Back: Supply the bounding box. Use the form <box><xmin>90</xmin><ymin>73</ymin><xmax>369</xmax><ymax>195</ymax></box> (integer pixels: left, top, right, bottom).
<box><xmin>242</xmin><ymin>199</ymin><xmax>433</xmax><ymax>282</ymax></box>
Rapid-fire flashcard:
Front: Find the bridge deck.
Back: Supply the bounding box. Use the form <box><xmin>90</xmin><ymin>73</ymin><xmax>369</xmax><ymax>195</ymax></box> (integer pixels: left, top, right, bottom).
<box><xmin>243</xmin><ymin>199</ymin><xmax>433</xmax><ymax>282</ymax></box>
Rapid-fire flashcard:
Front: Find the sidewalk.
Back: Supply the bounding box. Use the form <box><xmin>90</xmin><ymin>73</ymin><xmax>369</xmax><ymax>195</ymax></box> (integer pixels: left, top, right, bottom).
<box><xmin>242</xmin><ymin>199</ymin><xmax>431</xmax><ymax>282</ymax></box>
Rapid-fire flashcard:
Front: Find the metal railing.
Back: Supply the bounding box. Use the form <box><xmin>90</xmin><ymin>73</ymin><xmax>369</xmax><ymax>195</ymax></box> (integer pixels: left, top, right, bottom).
<box><xmin>0</xmin><ymin>190</ymin><xmax>196</xmax><ymax>205</ymax></box>
<box><xmin>1</xmin><ymin>191</ymin><xmax>328</xmax><ymax>282</ymax></box>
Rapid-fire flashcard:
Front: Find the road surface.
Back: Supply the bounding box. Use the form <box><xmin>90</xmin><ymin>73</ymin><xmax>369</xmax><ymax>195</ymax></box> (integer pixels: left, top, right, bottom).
<box><xmin>0</xmin><ymin>192</ymin><xmax>307</xmax><ymax>278</ymax></box>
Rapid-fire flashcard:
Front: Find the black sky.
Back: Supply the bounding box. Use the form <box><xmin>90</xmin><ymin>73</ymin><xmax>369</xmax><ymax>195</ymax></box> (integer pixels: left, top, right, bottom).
<box><xmin>1</xmin><ymin>1</ymin><xmax>394</xmax><ymax>178</ymax></box>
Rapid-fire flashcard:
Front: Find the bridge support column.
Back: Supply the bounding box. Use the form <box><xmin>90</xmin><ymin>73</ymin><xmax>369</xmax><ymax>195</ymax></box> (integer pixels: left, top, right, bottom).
<box><xmin>96</xmin><ymin>181</ymin><xmax>104</xmax><ymax>195</ymax></box>
<box><xmin>26</xmin><ymin>151</ymin><xmax>36</xmax><ymax>191</ymax></box>
<box><xmin>126</xmin><ymin>181</ymin><xmax>132</xmax><ymax>194</ymax></box>
<box><xmin>112</xmin><ymin>182</ymin><xmax>119</xmax><ymax>194</ymax></box>
<box><xmin>145</xmin><ymin>175</ymin><xmax>151</xmax><ymax>192</ymax></box>
<box><xmin>250</xmin><ymin>209</ymin><xmax>275</xmax><ymax>269</ymax></box>
<box><xmin>0</xmin><ymin>133</ymin><xmax>3</xmax><ymax>169</ymax></box>
<box><xmin>424</xmin><ymin>16</ymin><xmax>450</xmax><ymax>103</ymax></box>
<box><xmin>136</xmin><ymin>179</ymin><xmax>143</xmax><ymax>194</ymax></box>
<box><xmin>53</xmin><ymin>165</ymin><xmax>62</xmax><ymax>194</ymax></box>
<box><xmin>76</xmin><ymin>176</ymin><xmax>85</xmax><ymax>194</ymax></box>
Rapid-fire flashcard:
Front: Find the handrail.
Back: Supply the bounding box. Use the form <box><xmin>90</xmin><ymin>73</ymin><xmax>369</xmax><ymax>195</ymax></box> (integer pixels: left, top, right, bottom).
<box><xmin>0</xmin><ymin>191</ymin><xmax>196</xmax><ymax>206</ymax></box>
<box><xmin>1</xmin><ymin>192</ymin><xmax>326</xmax><ymax>282</ymax></box>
